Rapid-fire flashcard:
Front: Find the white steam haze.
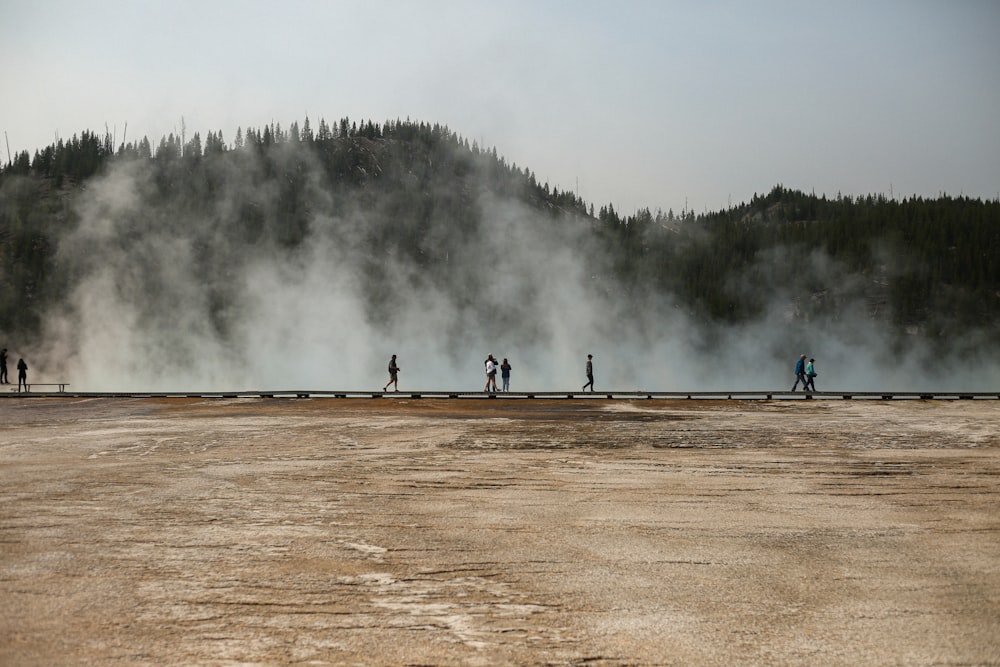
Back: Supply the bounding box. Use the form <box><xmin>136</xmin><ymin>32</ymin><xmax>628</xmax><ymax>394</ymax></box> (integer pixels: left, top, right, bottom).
<box><xmin>30</xmin><ymin>148</ymin><xmax>1000</xmax><ymax>393</ymax></box>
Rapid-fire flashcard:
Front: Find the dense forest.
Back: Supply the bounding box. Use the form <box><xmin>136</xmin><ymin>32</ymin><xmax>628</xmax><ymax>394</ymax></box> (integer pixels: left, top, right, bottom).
<box><xmin>0</xmin><ymin>117</ymin><xmax>998</xmax><ymax>389</ymax></box>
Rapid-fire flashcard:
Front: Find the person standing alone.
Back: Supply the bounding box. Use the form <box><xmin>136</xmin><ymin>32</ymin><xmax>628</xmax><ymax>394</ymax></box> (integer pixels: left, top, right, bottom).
<box><xmin>17</xmin><ymin>357</ymin><xmax>28</xmax><ymax>392</ymax></box>
<box><xmin>0</xmin><ymin>348</ymin><xmax>7</xmax><ymax>384</ymax></box>
<box><xmin>383</xmin><ymin>354</ymin><xmax>400</xmax><ymax>391</ymax></box>
<box><xmin>582</xmin><ymin>354</ymin><xmax>594</xmax><ymax>392</ymax></box>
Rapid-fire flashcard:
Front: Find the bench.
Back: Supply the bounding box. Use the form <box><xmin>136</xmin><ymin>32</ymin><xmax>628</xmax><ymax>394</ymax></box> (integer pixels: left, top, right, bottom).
<box><xmin>12</xmin><ymin>383</ymin><xmax>70</xmax><ymax>392</ymax></box>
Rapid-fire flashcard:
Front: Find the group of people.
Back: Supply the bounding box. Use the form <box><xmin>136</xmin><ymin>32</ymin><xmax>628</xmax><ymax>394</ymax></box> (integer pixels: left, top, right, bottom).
<box><xmin>381</xmin><ymin>353</ymin><xmax>596</xmax><ymax>393</ymax></box>
<box><xmin>3</xmin><ymin>347</ymin><xmax>823</xmax><ymax>395</ymax></box>
<box><xmin>383</xmin><ymin>352</ymin><xmax>819</xmax><ymax>393</ymax></box>
<box><xmin>0</xmin><ymin>348</ymin><xmax>29</xmax><ymax>392</ymax></box>
<box><xmin>792</xmin><ymin>354</ymin><xmax>818</xmax><ymax>392</ymax></box>
<box><xmin>483</xmin><ymin>354</ymin><xmax>513</xmax><ymax>392</ymax></box>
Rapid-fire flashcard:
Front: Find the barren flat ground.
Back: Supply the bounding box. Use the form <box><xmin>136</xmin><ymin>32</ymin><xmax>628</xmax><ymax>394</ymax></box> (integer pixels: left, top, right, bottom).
<box><xmin>1</xmin><ymin>397</ymin><xmax>999</xmax><ymax>666</ymax></box>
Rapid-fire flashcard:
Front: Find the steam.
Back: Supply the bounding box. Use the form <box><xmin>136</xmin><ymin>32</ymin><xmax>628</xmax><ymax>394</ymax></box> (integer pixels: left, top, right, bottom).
<box><xmin>30</xmin><ymin>144</ymin><xmax>1000</xmax><ymax>393</ymax></box>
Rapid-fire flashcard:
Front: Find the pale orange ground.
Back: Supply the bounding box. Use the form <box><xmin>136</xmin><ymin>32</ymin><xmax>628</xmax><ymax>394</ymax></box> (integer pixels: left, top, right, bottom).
<box><xmin>1</xmin><ymin>397</ymin><xmax>999</xmax><ymax>666</ymax></box>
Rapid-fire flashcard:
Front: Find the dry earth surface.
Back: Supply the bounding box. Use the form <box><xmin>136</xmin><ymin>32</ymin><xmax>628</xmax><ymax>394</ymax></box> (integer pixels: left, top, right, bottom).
<box><xmin>1</xmin><ymin>396</ymin><xmax>999</xmax><ymax>666</ymax></box>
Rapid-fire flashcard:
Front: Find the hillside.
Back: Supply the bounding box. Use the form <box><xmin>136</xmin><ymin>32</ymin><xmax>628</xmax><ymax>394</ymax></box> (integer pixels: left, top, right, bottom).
<box><xmin>1</xmin><ymin>118</ymin><xmax>998</xmax><ymax>390</ymax></box>
<box><xmin>0</xmin><ymin>120</ymin><xmax>589</xmax><ymax>336</ymax></box>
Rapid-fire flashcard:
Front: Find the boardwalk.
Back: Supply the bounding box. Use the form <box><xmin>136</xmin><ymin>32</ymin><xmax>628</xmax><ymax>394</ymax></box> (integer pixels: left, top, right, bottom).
<box><xmin>4</xmin><ymin>389</ymin><xmax>999</xmax><ymax>399</ymax></box>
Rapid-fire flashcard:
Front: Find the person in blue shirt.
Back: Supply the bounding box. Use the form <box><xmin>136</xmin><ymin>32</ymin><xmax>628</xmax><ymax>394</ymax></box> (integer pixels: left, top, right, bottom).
<box><xmin>791</xmin><ymin>354</ymin><xmax>808</xmax><ymax>391</ymax></box>
<box><xmin>501</xmin><ymin>358</ymin><xmax>512</xmax><ymax>392</ymax></box>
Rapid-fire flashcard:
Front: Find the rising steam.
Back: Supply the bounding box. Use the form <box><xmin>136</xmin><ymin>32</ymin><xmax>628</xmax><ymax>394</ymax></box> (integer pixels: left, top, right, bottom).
<box><xmin>29</xmin><ymin>141</ymin><xmax>1000</xmax><ymax>393</ymax></box>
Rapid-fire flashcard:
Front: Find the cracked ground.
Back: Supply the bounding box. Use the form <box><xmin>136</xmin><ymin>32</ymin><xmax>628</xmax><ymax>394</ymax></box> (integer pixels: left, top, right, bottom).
<box><xmin>2</xmin><ymin>397</ymin><xmax>999</xmax><ymax>665</ymax></box>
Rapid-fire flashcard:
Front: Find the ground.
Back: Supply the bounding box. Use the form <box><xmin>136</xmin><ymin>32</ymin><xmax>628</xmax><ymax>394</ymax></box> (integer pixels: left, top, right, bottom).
<box><xmin>1</xmin><ymin>397</ymin><xmax>999</xmax><ymax>666</ymax></box>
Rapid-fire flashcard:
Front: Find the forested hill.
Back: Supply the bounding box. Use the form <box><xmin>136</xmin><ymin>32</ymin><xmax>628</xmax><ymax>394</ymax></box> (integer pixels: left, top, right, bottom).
<box><xmin>0</xmin><ymin>119</ymin><xmax>590</xmax><ymax>337</ymax></box>
<box><xmin>596</xmin><ymin>185</ymin><xmax>999</xmax><ymax>346</ymax></box>
<box><xmin>1</xmin><ymin>117</ymin><xmax>998</xmax><ymax>382</ymax></box>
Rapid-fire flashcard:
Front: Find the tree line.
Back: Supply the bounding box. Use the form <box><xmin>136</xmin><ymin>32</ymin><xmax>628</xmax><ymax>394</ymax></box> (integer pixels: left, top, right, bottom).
<box><xmin>594</xmin><ymin>185</ymin><xmax>998</xmax><ymax>344</ymax></box>
<box><xmin>1</xmin><ymin>118</ymin><xmax>998</xmax><ymax>358</ymax></box>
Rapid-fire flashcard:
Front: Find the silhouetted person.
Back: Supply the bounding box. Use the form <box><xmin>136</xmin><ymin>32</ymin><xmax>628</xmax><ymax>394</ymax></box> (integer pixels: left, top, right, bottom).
<box><xmin>383</xmin><ymin>354</ymin><xmax>400</xmax><ymax>391</ymax></box>
<box><xmin>0</xmin><ymin>348</ymin><xmax>7</xmax><ymax>384</ymax></box>
<box><xmin>17</xmin><ymin>358</ymin><xmax>28</xmax><ymax>392</ymax></box>
<box><xmin>791</xmin><ymin>354</ymin><xmax>808</xmax><ymax>391</ymax></box>
<box><xmin>582</xmin><ymin>354</ymin><xmax>594</xmax><ymax>392</ymax></box>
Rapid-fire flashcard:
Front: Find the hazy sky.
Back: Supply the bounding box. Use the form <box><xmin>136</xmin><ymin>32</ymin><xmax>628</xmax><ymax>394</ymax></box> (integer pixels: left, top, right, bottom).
<box><xmin>2</xmin><ymin>0</ymin><xmax>998</xmax><ymax>214</ymax></box>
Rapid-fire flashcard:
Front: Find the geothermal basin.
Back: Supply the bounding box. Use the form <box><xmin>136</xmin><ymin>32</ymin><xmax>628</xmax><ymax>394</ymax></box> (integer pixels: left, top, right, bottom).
<box><xmin>2</xmin><ymin>397</ymin><xmax>998</xmax><ymax>665</ymax></box>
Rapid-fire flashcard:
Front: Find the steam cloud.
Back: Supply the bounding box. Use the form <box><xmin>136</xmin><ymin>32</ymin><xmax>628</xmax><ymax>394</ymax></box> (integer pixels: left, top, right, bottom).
<box><xmin>29</xmin><ymin>144</ymin><xmax>1000</xmax><ymax>393</ymax></box>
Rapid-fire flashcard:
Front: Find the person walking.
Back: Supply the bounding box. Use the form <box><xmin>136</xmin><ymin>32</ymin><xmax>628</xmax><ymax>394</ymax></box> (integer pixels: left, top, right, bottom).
<box><xmin>582</xmin><ymin>354</ymin><xmax>594</xmax><ymax>392</ymax></box>
<box><xmin>805</xmin><ymin>358</ymin><xmax>817</xmax><ymax>392</ymax></box>
<box><xmin>484</xmin><ymin>355</ymin><xmax>499</xmax><ymax>392</ymax></box>
<box><xmin>17</xmin><ymin>358</ymin><xmax>28</xmax><ymax>392</ymax></box>
<box><xmin>791</xmin><ymin>354</ymin><xmax>808</xmax><ymax>391</ymax></box>
<box><xmin>0</xmin><ymin>348</ymin><xmax>8</xmax><ymax>384</ymax></box>
<box><xmin>383</xmin><ymin>354</ymin><xmax>400</xmax><ymax>391</ymax></box>
<box><xmin>500</xmin><ymin>358</ymin><xmax>512</xmax><ymax>392</ymax></box>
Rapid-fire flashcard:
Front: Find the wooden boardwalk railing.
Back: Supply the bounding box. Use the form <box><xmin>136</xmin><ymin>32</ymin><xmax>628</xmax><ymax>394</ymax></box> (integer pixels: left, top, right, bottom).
<box><xmin>7</xmin><ymin>383</ymin><xmax>71</xmax><ymax>393</ymax></box>
<box><xmin>3</xmin><ymin>390</ymin><xmax>998</xmax><ymax>400</ymax></box>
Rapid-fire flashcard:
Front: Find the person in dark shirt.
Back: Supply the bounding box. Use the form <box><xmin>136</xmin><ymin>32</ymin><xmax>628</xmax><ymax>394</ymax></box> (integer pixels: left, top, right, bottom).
<box><xmin>17</xmin><ymin>358</ymin><xmax>28</xmax><ymax>392</ymax></box>
<box><xmin>0</xmin><ymin>348</ymin><xmax>8</xmax><ymax>384</ymax></box>
<box><xmin>500</xmin><ymin>358</ymin><xmax>512</xmax><ymax>392</ymax></box>
<box><xmin>383</xmin><ymin>354</ymin><xmax>400</xmax><ymax>391</ymax></box>
<box><xmin>582</xmin><ymin>354</ymin><xmax>594</xmax><ymax>392</ymax></box>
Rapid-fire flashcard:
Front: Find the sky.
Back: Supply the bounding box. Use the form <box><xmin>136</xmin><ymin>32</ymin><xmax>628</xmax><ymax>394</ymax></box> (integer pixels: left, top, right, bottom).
<box><xmin>2</xmin><ymin>0</ymin><xmax>999</xmax><ymax>215</ymax></box>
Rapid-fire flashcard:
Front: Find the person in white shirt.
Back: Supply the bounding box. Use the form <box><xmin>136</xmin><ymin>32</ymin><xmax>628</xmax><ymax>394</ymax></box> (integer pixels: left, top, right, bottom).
<box><xmin>484</xmin><ymin>354</ymin><xmax>499</xmax><ymax>392</ymax></box>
